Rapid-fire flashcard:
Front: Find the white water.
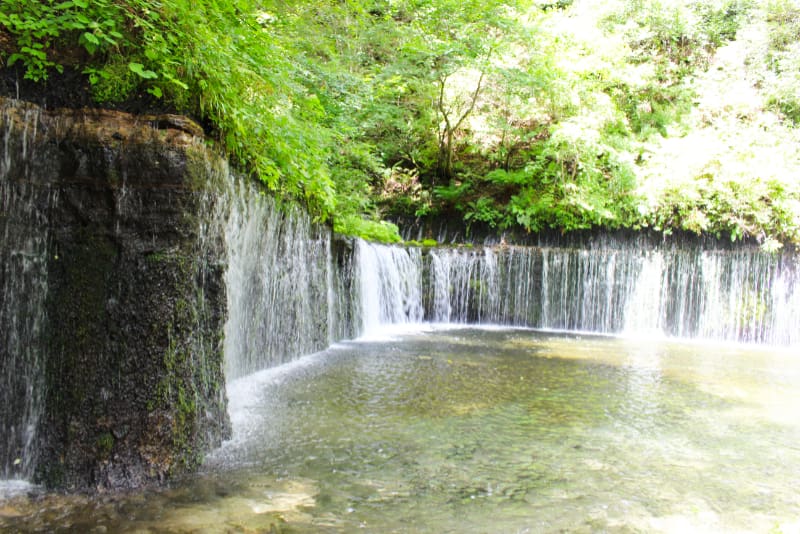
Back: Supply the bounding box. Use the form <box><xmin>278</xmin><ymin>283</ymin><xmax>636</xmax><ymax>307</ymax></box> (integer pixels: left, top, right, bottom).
<box><xmin>356</xmin><ymin>240</ymin><xmax>423</xmax><ymax>335</ymax></box>
<box><xmin>355</xmin><ymin>241</ymin><xmax>800</xmax><ymax>345</ymax></box>
<box><xmin>222</xmin><ymin>178</ymin><xmax>357</xmax><ymax>379</ymax></box>
<box><xmin>0</xmin><ymin>102</ymin><xmax>50</xmax><ymax>480</ymax></box>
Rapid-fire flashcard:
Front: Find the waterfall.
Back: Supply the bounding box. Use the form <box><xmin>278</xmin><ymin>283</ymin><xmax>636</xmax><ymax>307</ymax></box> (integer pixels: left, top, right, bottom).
<box><xmin>356</xmin><ymin>240</ymin><xmax>423</xmax><ymax>333</ymax></box>
<box><xmin>623</xmin><ymin>251</ymin><xmax>667</xmax><ymax>336</ymax></box>
<box><xmin>694</xmin><ymin>250</ymin><xmax>800</xmax><ymax>344</ymax></box>
<box><xmin>425</xmin><ymin>247</ymin><xmax>501</xmax><ymax>323</ymax></box>
<box><xmin>354</xmin><ymin>241</ymin><xmax>800</xmax><ymax>345</ymax></box>
<box><xmin>1</xmin><ymin>99</ymin><xmax>798</xmax><ymax>489</ymax></box>
<box><xmin>221</xmin><ymin>178</ymin><xmax>358</xmax><ymax>379</ymax></box>
<box><xmin>0</xmin><ymin>102</ymin><xmax>51</xmax><ymax>480</ymax></box>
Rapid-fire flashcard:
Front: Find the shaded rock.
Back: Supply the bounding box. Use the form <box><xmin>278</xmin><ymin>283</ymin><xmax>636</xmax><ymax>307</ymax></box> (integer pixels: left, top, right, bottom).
<box><xmin>0</xmin><ymin>97</ymin><xmax>230</xmax><ymax>490</ymax></box>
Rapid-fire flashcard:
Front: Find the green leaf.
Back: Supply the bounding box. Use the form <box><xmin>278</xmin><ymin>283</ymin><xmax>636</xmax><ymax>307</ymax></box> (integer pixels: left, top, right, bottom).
<box><xmin>128</xmin><ymin>62</ymin><xmax>158</xmax><ymax>79</ymax></box>
<box><xmin>168</xmin><ymin>78</ymin><xmax>189</xmax><ymax>90</ymax></box>
<box><xmin>163</xmin><ymin>72</ymin><xmax>189</xmax><ymax>90</ymax></box>
<box><xmin>20</xmin><ymin>46</ymin><xmax>46</xmax><ymax>60</ymax></box>
<box><xmin>83</xmin><ymin>32</ymin><xmax>99</xmax><ymax>45</ymax></box>
<box><xmin>6</xmin><ymin>53</ymin><xmax>23</xmax><ymax>67</ymax></box>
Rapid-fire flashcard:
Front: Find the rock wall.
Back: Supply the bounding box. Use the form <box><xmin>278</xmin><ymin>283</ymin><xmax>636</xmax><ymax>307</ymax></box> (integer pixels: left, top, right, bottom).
<box><xmin>0</xmin><ymin>98</ymin><xmax>229</xmax><ymax>490</ymax></box>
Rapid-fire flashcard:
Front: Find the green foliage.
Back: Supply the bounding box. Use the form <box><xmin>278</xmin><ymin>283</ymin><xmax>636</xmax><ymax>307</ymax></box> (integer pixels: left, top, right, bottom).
<box><xmin>334</xmin><ymin>215</ymin><xmax>402</xmax><ymax>244</ymax></box>
<box><xmin>464</xmin><ymin>197</ymin><xmax>510</xmax><ymax>229</ymax></box>
<box><xmin>765</xmin><ymin>0</ymin><xmax>800</xmax><ymax>50</ymax></box>
<box><xmin>0</xmin><ymin>0</ymin><xmax>125</xmax><ymax>81</ymax></box>
<box><xmin>641</xmin><ymin>174</ymin><xmax>784</xmax><ymax>241</ymax></box>
<box><xmin>0</xmin><ymin>0</ymin><xmax>338</xmax><ymax>221</ymax></box>
<box><xmin>1</xmin><ymin>0</ymin><xmax>797</xmax><ymax>245</ymax></box>
<box><xmin>762</xmin><ymin>0</ymin><xmax>800</xmax><ymax>124</ymax></box>
<box><xmin>638</xmin><ymin>154</ymin><xmax>800</xmax><ymax>245</ymax></box>
<box><xmin>605</xmin><ymin>0</ymin><xmax>751</xmax><ymax>73</ymax></box>
<box><xmin>699</xmin><ymin>0</ymin><xmax>753</xmax><ymax>46</ymax></box>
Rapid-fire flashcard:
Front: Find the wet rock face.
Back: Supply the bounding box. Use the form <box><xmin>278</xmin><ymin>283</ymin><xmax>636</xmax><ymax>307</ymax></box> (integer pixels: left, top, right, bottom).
<box><xmin>0</xmin><ymin>98</ymin><xmax>230</xmax><ymax>490</ymax></box>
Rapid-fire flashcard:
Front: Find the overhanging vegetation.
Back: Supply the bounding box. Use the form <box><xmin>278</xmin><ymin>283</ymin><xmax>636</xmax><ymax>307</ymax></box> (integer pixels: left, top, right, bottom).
<box><xmin>2</xmin><ymin>0</ymin><xmax>798</xmax><ymax>248</ymax></box>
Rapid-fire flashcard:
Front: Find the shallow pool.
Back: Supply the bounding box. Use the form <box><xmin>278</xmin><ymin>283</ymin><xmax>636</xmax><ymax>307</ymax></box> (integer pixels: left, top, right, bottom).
<box><xmin>2</xmin><ymin>327</ymin><xmax>800</xmax><ymax>533</ymax></box>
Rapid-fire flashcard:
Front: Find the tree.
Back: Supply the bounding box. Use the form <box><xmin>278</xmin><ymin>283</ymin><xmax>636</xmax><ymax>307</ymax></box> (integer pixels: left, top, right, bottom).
<box><xmin>407</xmin><ymin>0</ymin><xmax>522</xmax><ymax>185</ymax></box>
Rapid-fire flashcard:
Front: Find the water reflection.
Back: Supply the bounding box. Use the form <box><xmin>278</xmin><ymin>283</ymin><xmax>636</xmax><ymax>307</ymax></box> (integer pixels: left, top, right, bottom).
<box><xmin>2</xmin><ymin>327</ymin><xmax>800</xmax><ymax>533</ymax></box>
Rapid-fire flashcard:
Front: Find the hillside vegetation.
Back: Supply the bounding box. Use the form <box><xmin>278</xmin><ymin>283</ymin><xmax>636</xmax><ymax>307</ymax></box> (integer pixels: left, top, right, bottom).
<box><xmin>1</xmin><ymin>0</ymin><xmax>798</xmax><ymax>247</ymax></box>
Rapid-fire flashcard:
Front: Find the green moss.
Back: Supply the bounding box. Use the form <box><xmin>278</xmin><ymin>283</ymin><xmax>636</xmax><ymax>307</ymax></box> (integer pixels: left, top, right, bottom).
<box><xmin>145</xmin><ymin>251</ymin><xmax>169</xmax><ymax>263</ymax></box>
<box><xmin>96</xmin><ymin>433</ymin><xmax>114</xmax><ymax>458</ymax></box>
<box><xmin>185</xmin><ymin>147</ymin><xmax>222</xmax><ymax>190</ymax></box>
<box><xmin>149</xmin><ymin>320</ymin><xmax>208</xmax><ymax>474</ymax></box>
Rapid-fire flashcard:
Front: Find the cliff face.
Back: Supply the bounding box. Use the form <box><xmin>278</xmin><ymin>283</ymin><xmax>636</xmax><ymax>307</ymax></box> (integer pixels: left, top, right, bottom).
<box><xmin>0</xmin><ymin>97</ymin><xmax>230</xmax><ymax>490</ymax></box>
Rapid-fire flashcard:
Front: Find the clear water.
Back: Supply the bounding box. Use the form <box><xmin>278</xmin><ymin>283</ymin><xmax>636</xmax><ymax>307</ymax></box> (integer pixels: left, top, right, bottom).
<box><xmin>2</xmin><ymin>326</ymin><xmax>800</xmax><ymax>533</ymax></box>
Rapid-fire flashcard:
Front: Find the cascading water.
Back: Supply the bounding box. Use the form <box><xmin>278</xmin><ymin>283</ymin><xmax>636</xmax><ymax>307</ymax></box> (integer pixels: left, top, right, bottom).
<box><xmin>0</xmin><ymin>102</ymin><xmax>50</xmax><ymax>480</ymax></box>
<box><xmin>694</xmin><ymin>250</ymin><xmax>800</xmax><ymax>344</ymax></box>
<box><xmin>221</xmin><ymin>178</ymin><xmax>359</xmax><ymax>380</ymax></box>
<box><xmin>356</xmin><ymin>240</ymin><xmax>423</xmax><ymax>333</ymax></box>
<box><xmin>355</xmin><ymin>241</ymin><xmax>800</xmax><ymax>345</ymax></box>
<box><xmin>427</xmin><ymin>247</ymin><xmax>499</xmax><ymax>323</ymax></box>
